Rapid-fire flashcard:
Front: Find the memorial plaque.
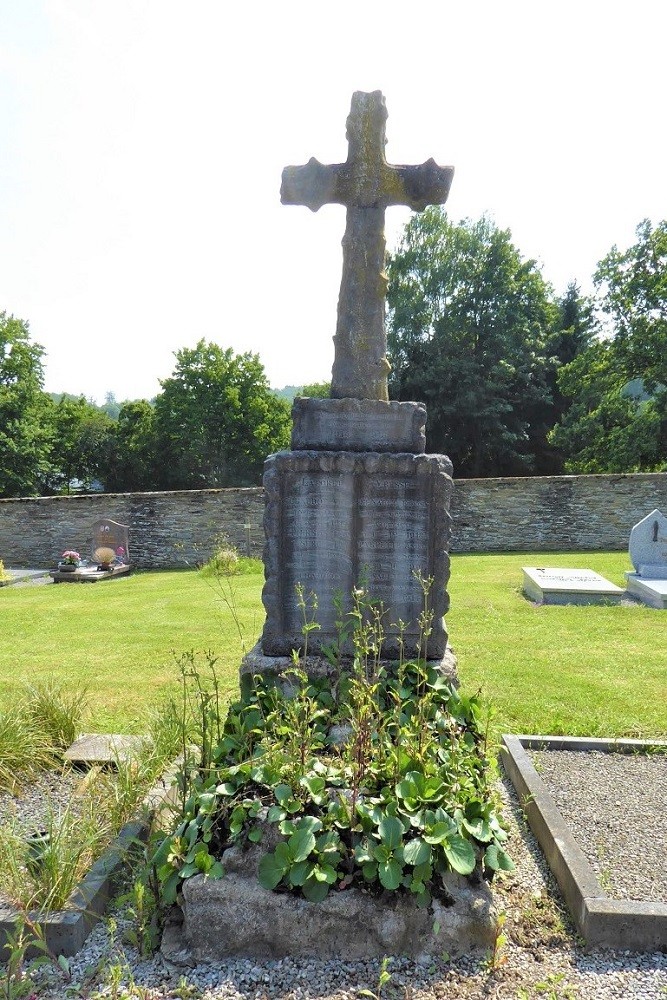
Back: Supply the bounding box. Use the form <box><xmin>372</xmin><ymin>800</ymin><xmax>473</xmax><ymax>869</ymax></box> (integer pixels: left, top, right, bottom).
<box><xmin>522</xmin><ymin>567</ymin><xmax>624</xmax><ymax>606</ymax></box>
<box><xmin>261</xmin><ymin>452</ymin><xmax>453</xmax><ymax>658</ymax></box>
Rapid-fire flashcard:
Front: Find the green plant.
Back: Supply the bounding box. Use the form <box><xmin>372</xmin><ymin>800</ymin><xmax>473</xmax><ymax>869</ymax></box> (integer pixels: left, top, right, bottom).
<box><xmin>0</xmin><ymin>912</ymin><xmax>70</xmax><ymax>1000</ymax></box>
<box><xmin>0</xmin><ymin>705</ymin><xmax>54</xmax><ymax>792</ymax></box>
<box><xmin>0</xmin><ymin>798</ymin><xmax>109</xmax><ymax>911</ymax></box>
<box><xmin>482</xmin><ymin>910</ymin><xmax>509</xmax><ymax>974</ymax></box>
<box><xmin>359</xmin><ymin>956</ymin><xmax>393</xmax><ymax>1000</ymax></box>
<box><xmin>153</xmin><ymin>584</ymin><xmax>514</xmax><ymax>910</ymax></box>
<box><xmin>119</xmin><ymin>879</ymin><xmax>161</xmax><ymax>958</ymax></box>
<box><xmin>21</xmin><ymin>677</ymin><xmax>88</xmax><ymax>750</ymax></box>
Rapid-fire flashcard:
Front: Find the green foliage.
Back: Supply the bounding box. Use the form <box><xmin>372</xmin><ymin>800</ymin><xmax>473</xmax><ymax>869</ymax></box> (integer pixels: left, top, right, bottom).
<box><xmin>300</xmin><ymin>381</ymin><xmax>331</xmax><ymax>398</ymax></box>
<box><xmin>40</xmin><ymin>395</ymin><xmax>115</xmax><ymax>494</ymax></box>
<box><xmin>102</xmin><ymin>399</ymin><xmax>159</xmax><ymax>492</ymax></box>
<box><xmin>20</xmin><ymin>676</ymin><xmax>88</xmax><ymax>750</ymax></box>
<box><xmin>154</xmin><ymin>339</ymin><xmax>291</xmax><ymax>488</ymax></box>
<box><xmin>0</xmin><ymin>312</ymin><xmax>52</xmax><ymax>498</ymax></box>
<box><xmin>549</xmin><ymin>220</ymin><xmax>667</xmax><ymax>473</ymax></box>
<box><xmin>153</xmin><ymin>618</ymin><xmax>512</xmax><ymax>909</ymax></box>
<box><xmin>387</xmin><ymin>210</ymin><xmax>558</xmax><ymax>477</ymax></box>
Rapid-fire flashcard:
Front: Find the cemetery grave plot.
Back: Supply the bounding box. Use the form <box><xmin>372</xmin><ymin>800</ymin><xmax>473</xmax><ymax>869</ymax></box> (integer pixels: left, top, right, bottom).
<box><xmin>501</xmin><ymin>735</ymin><xmax>667</xmax><ymax>951</ymax></box>
<box><xmin>0</xmin><ymin>734</ymin><xmax>179</xmax><ymax>958</ymax></box>
<box><xmin>50</xmin><ymin>518</ymin><xmax>131</xmax><ymax>584</ymax></box>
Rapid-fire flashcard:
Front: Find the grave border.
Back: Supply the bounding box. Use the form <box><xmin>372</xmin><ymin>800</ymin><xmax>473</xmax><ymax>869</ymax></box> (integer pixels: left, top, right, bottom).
<box><xmin>501</xmin><ymin>734</ymin><xmax>667</xmax><ymax>951</ymax></box>
<box><xmin>0</xmin><ymin>757</ymin><xmax>181</xmax><ymax>959</ymax></box>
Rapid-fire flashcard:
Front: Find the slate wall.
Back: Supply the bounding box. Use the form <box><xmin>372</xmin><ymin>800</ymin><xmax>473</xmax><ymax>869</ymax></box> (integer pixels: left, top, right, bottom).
<box><xmin>0</xmin><ymin>473</ymin><xmax>665</xmax><ymax>568</ymax></box>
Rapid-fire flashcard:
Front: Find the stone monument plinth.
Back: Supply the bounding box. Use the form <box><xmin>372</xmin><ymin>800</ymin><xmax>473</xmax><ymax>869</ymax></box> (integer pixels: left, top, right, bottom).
<box><xmin>625</xmin><ymin>508</ymin><xmax>667</xmax><ymax>609</ymax></box>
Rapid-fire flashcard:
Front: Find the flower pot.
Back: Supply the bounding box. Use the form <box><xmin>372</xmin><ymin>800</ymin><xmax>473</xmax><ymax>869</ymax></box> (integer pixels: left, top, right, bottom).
<box><xmin>58</xmin><ymin>563</ymin><xmax>78</xmax><ymax>573</ymax></box>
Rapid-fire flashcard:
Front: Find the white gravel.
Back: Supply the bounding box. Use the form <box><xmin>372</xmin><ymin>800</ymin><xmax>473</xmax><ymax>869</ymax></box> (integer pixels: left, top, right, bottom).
<box><xmin>25</xmin><ymin>773</ymin><xmax>667</xmax><ymax>1000</ymax></box>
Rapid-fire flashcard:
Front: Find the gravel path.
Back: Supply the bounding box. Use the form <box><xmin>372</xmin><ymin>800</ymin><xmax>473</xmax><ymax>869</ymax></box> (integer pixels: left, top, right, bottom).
<box><xmin>532</xmin><ymin>748</ymin><xmax>667</xmax><ymax>903</ymax></box>
<box><xmin>25</xmin><ymin>770</ymin><xmax>667</xmax><ymax>1000</ymax></box>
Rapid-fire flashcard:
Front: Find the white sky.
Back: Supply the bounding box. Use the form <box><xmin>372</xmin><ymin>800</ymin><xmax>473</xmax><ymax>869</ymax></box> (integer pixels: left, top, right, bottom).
<box><xmin>0</xmin><ymin>1</ymin><xmax>665</xmax><ymax>404</ymax></box>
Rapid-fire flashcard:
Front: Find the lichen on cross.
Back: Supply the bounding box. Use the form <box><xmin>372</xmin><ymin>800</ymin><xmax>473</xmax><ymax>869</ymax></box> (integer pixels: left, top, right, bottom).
<box><xmin>281</xmin><ymin>91</ymin><xmax>454</xmax><ymax>401</ymax></box>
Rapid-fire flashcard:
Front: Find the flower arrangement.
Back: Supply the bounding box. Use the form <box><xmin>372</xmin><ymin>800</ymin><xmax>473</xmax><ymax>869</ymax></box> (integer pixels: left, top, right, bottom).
<box><xmin>60</xmin><ymin>550</ymin><xmax>80</xmax><ymax>566</ymax></box>
<box><xmin>115</xmin><ymin>546</ymin><xmax>126</xmax><ymax>563</ymax></box>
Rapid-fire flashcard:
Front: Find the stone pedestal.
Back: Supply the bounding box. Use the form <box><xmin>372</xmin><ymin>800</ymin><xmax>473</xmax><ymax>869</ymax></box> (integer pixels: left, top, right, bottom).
<box><xmin>260</xmin><ymin>399</ymin><xmax>453</xmax><ymax>661</ymax></box>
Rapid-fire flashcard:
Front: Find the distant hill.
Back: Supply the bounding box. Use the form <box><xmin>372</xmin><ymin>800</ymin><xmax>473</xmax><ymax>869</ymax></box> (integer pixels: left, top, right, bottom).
<box><xmin>273</xmin><ymin>385</ymin><xmax>302</xmax><ymax>402</ymax></box>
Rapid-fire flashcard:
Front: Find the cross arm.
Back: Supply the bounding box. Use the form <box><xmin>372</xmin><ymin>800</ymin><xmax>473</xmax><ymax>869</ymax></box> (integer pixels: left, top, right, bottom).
<box><xmin>281</xmin><ymin>157</ymin><xmax>347</xmax><ymax>212</ymax></box>
<box><xmin>385</xmin><ymin>159</ymin><xmax>455</xmax><ymax>210</ymax></box>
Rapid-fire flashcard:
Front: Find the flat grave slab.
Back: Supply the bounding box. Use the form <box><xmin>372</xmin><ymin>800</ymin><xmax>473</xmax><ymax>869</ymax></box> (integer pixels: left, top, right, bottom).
<box><xmin>624</xmin><ymin>573</ymin><xmax>667</xmax><ymax>609</ymax></box>
<box><xmin>522</xmin><ymin>567</ymin><xmax>624</xmax><ymax>605</ymax></box>
<box><xmin>64</xmin><ymin>733</ymin><xmax>146</xmax><ymax>767</ymax></box>
<box><xmin>50</xmin><ymin>564</ymin><xmax>131</xmax><ymax>583</ymax></box>
<box><xmin>501</xmin><ymin>734</ymin><xmax>667</xmax><ymax>951</ymax></box>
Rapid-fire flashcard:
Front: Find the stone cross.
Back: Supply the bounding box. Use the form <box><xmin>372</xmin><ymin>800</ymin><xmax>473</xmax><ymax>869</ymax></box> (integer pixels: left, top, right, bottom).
<box><xmin>281</xmin><ymin>91</ymin><xmax>454</xmax><ymax>401</ymax></box>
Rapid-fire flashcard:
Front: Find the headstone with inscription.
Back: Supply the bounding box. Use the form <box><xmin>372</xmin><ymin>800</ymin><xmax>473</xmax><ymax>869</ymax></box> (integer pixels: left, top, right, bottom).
<box><xmin>256</xmin><ymin>91</ymin><xmax>455</xmax><ymax>666</ymax></box>
<box><xmin>624</xmin><ymin>509</ymin><xmax>667</xmax><ymax>609</ymax></box>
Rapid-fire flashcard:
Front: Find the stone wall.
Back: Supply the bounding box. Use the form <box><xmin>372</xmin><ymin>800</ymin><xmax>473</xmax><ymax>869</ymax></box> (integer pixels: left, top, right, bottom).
<box><xmin>0</xmin><ymin>473</ymin><xmax>665</xmax><ymax>568</ymax></box>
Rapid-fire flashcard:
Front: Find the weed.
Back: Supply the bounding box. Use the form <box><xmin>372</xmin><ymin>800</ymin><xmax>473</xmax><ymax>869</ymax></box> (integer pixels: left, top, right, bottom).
<box><xmin>0</xmin><ymin>912</ymin><xmax>70</xmax><ymax>1000</ymax></box>
<box><xmin>482</xmin><ymin>911</ymin><xmax>508</xmax><ymax>974</ymax></box>
<box><xmin>359</xmin><ymin>956</ymin><xmax>393</xmax><ymax>1000</ymax></box>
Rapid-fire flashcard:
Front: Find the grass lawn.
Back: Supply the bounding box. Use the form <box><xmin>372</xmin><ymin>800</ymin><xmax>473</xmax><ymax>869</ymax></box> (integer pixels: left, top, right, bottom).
<box><xmin>0</xmin><ymin>553</ymin><xmax>665</xmax><ymax>739</ymax></box>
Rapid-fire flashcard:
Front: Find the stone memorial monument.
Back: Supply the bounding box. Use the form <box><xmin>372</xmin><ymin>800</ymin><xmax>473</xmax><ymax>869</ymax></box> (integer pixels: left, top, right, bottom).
<box><xmin>258</xmin><ymin>91</ymin><xmax>455</xmax><ymax>664</ymax></box>
<box><xmin>624</xmin><ymin>508</ymin><xmax>667</xmax><ymax>609</ymax></box>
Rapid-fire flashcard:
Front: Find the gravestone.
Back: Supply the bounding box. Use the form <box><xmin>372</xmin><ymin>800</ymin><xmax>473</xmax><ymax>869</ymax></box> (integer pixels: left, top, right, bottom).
<box><xmin>625</xmin><ymin>509</ymin><xmax>667</xmax><ymax>609</ymax></box>
<box><xmin>91</xmin><ymin>518</ymin><xmax>130</xmax><ymax>565</ymax></box>
<box><xmin>258</xmin><ymin>91</ymin><xmax>455</xmax><ymax>664</ymax></box>
<box><xmin>522</xmin><ymin>566</ymin><xmax>624</xmax><ymax>606</ymax></box>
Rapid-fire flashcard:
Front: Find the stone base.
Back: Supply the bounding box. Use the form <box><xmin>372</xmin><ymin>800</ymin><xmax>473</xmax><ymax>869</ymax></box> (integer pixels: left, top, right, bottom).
<box><xmin>522</xmin><ymin>567</ymin><xmax>624</xmax><ymax>606</ymax></box>
<box><xmin>291</xmin><ymin>398</ymin><xmax>426</xmax><ymax>453</ymax></box>
<box><xmin>624</xmin><ymin>572</ymin><xmax>667</xmax><ymax>609</ymax></box>
<box><xmin>166</xmin><ymin>840</ymin><xmax>495</xmax><ymax>962</ymax></box>
<box><xmin>240</xmin><ymin>641</ymin><xmax>458</xmax><ymax>691</ymax></box>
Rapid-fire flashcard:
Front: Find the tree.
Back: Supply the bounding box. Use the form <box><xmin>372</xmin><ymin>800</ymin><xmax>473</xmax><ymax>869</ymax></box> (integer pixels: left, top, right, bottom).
<box><xmin>0</xmin><ymin>312</ymin><xmax>52</xmax><ymax>497</ymax></box>
<box><xmin>301</xmin><ymin>381</ymin><xmax>331</xmax><ymax>398</ymax></box>
<box><xmin>595</xmin><ymin>219</ymin><xmax>667</xmax><ymax>391</ymax></box>
<box><xmin>43</xmin><ymin>395</ymin><xmax>116</xmax><ymax>493</ymax></box>
<box><xmin>549</xmin><ymin>221</ymin><xmax>667</xmax><ymax>473</ymax></box>
<box><xmin>154</xmin><ymin>340</ymin><xmax>291</xmax><ymax>488</ymax></box>
<box><xmin>386</xmin><ymin>210</ymin><xmax>557</xmax><ymax>477</ymax></box>
<box><xmin>103</xmin><ymin>400</ymin><xmax>159</xmax><ymax>492</ymax></box>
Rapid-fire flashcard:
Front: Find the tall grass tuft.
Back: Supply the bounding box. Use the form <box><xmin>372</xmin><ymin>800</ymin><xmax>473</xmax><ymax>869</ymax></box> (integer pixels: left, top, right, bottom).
<box><xmin>0</xmin><ymin>706</ymin><xmax>54</xmax><ymax>792</ymax></box>
<box><xmin>21</xmin><ymin>677</ymin><xmax>88</xmax><ymax>750</ymax></box>
<box><xmin>0</xmin><ymin>799</ymin><xmax>109</xmax><ymax>912</ymax></box>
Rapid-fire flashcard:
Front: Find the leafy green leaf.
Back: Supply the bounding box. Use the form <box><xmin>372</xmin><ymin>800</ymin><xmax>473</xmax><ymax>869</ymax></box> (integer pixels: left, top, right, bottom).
<box><xmin>288</xmin><ymin>828</ymin><xmax>316</xmax><ymax>863</ymax></box>
<box><xmin>378</xmin><ymin>815</ymin><xmax>404</xmax><ymax>850</ymax></box>
<box><xmin>302</xmin><ymin>876</ymin><xmax>330</xmax><ymax>902</ymax></box>
<box><xmin>443</xmin><ymin>834</ymin><xmax>476</xmax><ymax>875</ymax></box>
<box><xmin>402</xmin><ymin>838</ymin><xmax>431</xmax><ymax>867</ymax></box>
<box><xmin>258</xmin><ymin>851</ymin><xmax>289</xmax><ymax>889</ymax></box>
<box><xmin>378</xmin><ymin>857</ymin><xmax>403</xmax><ymax>890</ymax></box>
<box><xmin>484</xmin><ymin>843</ymin><xmax>515</xmax><ymax>872</ymax></box>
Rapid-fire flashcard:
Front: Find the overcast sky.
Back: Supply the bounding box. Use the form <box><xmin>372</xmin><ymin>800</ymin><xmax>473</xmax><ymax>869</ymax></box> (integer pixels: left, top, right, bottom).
<box><xmin>1</xmin><ymin>1</ymin><xmax>665</xmax><ymax>404</ymax></box>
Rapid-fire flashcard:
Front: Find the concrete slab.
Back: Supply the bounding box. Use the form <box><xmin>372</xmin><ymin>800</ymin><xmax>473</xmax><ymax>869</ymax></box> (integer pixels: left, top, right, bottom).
<box><xmin>501</xmin><ymin>734</ymin><xmax>667</xmax><ymax>951</ymax></box>
<box><xmin>625</xmin><ymin>572</ymin><xmax>667</xmax><ymax>609</ymax></box>
<box><xmin>522</xmin><ymin>567</ymin><xmax>625</xmax><ymax>605</ymax></box>
<box><xmin>64</xmin><ymin>733</ymin><xmax>147</xmax><ymax>767</ymax></box>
